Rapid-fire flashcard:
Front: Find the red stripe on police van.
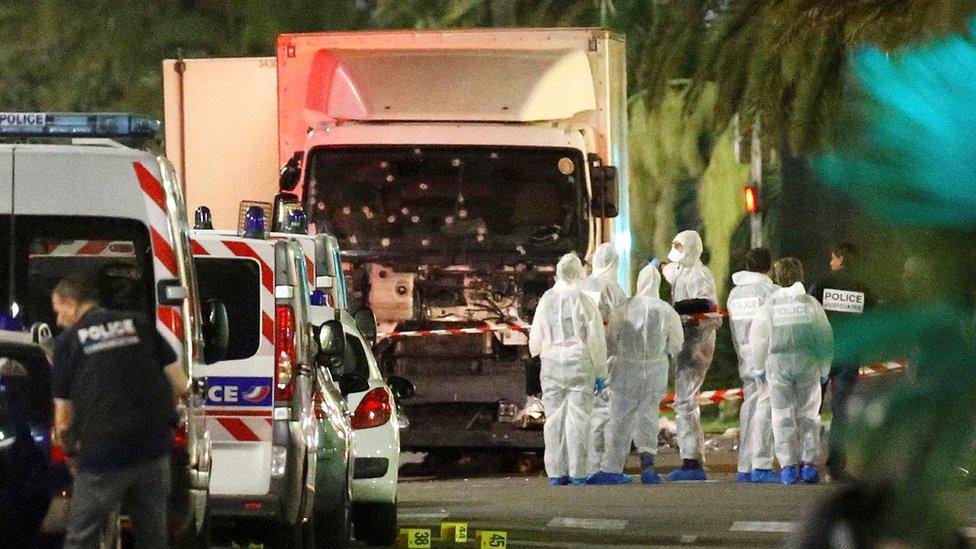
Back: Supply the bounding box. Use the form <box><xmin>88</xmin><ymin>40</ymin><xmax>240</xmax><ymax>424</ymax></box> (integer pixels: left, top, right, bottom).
<box><xmin>205</xmin><ymin>409</ymin><xmax>272</xmax><ymax>417</ymax></box>
<box><xmin>262</xmin><ymin>312</ymin><xmax>275</xmax><ymax>344</ymax></box>
<box><xmin>157</xmin><ymin>306</ymin><xmax>184</xmax><ymax>341</ymax></box>
<box><xmin>222</xmin><ymin>241</ymin><xmax>274</xmax><ymax>293</ymax></box>
<box><xmin>304</xmin><ymin>256</ymin><xmax>314</xmax><ymax>284</ymax></box>
<box><xmin>215</xmin><ymin>418</ymin><xmax>260</xmax><ymax>442</ymax></box>
<box><xmin>133</xmin><ymin>162</ymin><xmax>167</xmax><ymax>213</ymax></box>
<box><xmin>190</xmin><ymin>239</ymin><xmax>209</xmax><ymax>256</ymax></box>
<box><xmin>151</xmin><ymin>228</ymin><xmax>177</xmax><ymax>275</ymax></box>
<box><xmin>77</xmin><ymin>241</ymin><xmax>108</xmax><ymax>255</ymax></box>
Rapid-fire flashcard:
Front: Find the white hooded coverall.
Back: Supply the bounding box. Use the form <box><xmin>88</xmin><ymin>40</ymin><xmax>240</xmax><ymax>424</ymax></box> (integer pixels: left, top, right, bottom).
<box><xmin>749</xmin><ymin>282</ymin><xmax>833</xmax><ymax>467</ymax></box>
<box><xmin>529</xmin><ymin>254</ymin><xmax>608</xmax><ymax>479</ymax></box>
<box><xmin>579</xmin><ymin>243</ymin><xmax>628</xmax><ymax>475</ymax></box>
<box><xmin>603</xmin><ymin>265</ymin><xmax>683</xmax><ymax>473</ymax></box>
<box><xmin>662</xmin><ymin>230</ymin><xmax>720</xmax><ymax>461</ymax></box>
<box><xmin>727</xmin><ymin>270</ymin><xmax>778</xmax><ymax>473</ymax></box>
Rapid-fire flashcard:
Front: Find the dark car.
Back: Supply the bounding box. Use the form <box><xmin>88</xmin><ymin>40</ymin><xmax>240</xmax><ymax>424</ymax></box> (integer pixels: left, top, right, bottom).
<box><xmin>0</xmin><ymin>332</ymin><xmax>71</xmax><ymax>546</ymax></box>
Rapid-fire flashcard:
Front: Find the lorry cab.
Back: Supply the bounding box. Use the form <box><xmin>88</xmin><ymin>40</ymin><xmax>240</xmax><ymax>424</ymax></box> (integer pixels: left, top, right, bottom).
<box><xmin>0</xmin><ymin>113</ymin><xmax>219</xmax><ymax>544</ymax></box>
<box><xmin>190</xmin><ymin>210</ymin><xmax>353</xmax><ymax>547</ymax></box>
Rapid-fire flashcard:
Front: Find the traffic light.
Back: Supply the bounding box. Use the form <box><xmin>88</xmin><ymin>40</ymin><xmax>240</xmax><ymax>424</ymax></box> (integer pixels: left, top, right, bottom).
<box><xmin>744</xmin><ymin>184</ymin><xmax>760</xmax><ymax>215</ymax></box>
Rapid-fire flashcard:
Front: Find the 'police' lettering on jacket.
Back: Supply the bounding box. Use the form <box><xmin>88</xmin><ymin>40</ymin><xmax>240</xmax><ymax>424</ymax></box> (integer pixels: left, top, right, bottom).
<box><xmin>77</xmin><ymin>319</ymin><xmax>141</xmax><ymax>354</ymax></box>
<box><xmin>772</xmin><ymin>303</ymin><xmax>813</xmax><ymax>327</ymax></box>
<box><xmin>822</xmin><ymin>288</ymin><xmax>865</xmax><ymax>314</ymax></box>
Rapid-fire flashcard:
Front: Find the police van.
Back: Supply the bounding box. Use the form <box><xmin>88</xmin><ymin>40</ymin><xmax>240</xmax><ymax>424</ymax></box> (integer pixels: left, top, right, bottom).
<box><xmin>190</xmin><ymin>206</ymin><xmax>353</xmax><ymax>547</ymax></box>
<box><xmin>0</xmin><ymin>113</ymin><xmax>221</xmax><ymax>544</ymax></box>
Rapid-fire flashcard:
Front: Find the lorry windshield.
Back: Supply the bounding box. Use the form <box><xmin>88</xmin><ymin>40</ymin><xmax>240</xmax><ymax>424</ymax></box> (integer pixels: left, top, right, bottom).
<box><xmin>0</xmin><ymin>216</ymin><xmax>154</xmax><ymax>331</ymax></box>
<box><xmin>305</xmin><ymin>146</ymin><xmax>588</xmax><ymax>260</ymax></box>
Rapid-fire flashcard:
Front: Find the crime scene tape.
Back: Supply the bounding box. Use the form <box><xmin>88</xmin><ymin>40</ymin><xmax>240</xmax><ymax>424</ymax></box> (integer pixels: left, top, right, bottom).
<box><xmin>659</xmin><ymin>361</ymin><xmax>907</xmax><ymax>410</ymax></box>
<box><xmin>379</xmin><ymin>323</ymin><xmax>529</xmax><ymax>339</ymax></box>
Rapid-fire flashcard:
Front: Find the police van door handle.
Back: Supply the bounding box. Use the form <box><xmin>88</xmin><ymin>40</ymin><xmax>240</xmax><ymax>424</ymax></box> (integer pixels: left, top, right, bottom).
<box><xmin>191</xmin><ymin>377</ymin><xmax>207</xmax><ymax>395</ymax></box>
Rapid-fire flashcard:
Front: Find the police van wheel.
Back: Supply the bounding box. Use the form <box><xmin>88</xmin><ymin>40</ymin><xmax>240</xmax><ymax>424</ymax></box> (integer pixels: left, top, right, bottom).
<box><xmin>313</xmin><ymin>491</ymin><xmax>351</xmax><ymax>548</ymax></box>
<box><xmin>353</xmin><ymin>501</ymin><xmax>398</xmax><ymax>546</ymax></box>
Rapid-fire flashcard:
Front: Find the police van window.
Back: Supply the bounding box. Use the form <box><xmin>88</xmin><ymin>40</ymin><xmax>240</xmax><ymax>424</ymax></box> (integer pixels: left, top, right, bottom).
<box><xmin>193</xmin><ymin>257</ymin><xmax>261</xmax><ymax>361</ymax></box>
<box><xmin>0</xmin><ymin>216</ymin><xmax>153</xmax><ymax>331</ymax></box>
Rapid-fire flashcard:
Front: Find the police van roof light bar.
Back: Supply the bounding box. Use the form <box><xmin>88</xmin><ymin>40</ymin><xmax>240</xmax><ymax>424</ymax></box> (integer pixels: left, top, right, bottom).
<box><xmin>0</xmin><ymin>113</ymin><xmax>160</xmax><ymax>138</ymax></box>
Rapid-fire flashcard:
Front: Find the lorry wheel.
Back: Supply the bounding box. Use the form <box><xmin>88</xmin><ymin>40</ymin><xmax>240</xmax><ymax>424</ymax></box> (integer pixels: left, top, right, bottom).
<box><xmin>353</xmin><ymin>501</ymin><xmax>398</xmax><ymax>546</ymax></box>
<box><xmin>313</xmin><ymin>492</ymin><xmax>351</xmax><ymax>548</ymax></box>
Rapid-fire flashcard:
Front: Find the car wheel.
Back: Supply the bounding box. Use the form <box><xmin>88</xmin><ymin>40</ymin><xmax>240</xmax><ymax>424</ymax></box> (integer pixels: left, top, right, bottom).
<box><xmin>313</xmin><ymin>490</ymin><xmax>351</xmax><ymax>548</ymax></box>
<box><xmin>353</xmin><ymin>501</ymin><xmax>398</xmax><ymax>546</ymax></box>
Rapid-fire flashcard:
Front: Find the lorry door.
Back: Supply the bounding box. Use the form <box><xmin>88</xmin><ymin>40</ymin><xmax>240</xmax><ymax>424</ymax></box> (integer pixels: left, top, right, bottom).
<box><xmin>193</xmin><ymin>236</ymin><xmax>276</xmax><ymax>496</ymax></box>
<box><xmin>0</xmin><ymin>146</ymin><xmax>12</xmax><ymax>215</ymax></box>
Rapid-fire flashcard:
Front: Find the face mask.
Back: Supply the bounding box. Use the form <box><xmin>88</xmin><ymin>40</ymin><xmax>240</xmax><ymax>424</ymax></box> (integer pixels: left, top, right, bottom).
<box><xmin>668</xmin><ymin>246</ymin><xmax>685</xmax><ymax>263</ymax></box>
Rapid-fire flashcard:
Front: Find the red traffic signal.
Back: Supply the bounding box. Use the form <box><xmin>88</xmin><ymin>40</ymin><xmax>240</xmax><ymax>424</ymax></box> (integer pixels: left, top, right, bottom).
<box><xmin>744</xmin><ymin>185</ymin><xmax>760</xmax><ymax>215</ymax></box>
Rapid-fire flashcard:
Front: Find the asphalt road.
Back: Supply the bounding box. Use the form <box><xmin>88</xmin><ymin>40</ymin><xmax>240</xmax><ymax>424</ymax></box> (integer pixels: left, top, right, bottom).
<box><xmin>395</xmin><ymin>474</ymin><xmax>831</xmax><ymax>548</ymax></box>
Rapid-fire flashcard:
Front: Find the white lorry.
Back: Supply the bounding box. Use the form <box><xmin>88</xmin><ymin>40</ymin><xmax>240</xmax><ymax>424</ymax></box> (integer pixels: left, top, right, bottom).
<box><xmin>162</xmin><ymin>27</ymin><xmax>629</xmax><ymax>452</ymax></box>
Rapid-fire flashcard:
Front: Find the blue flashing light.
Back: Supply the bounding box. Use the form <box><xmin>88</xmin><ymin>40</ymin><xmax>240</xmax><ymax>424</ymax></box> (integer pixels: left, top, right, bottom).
<box><xmin>286</xmin><ymin>208</ymin><xmax>308</xmax><ymax>234</ymax></box>
<box><xmin>0</xmin><ymin>313</ymin><xmax>23</xmax><ymax>332</ymax></box>
<box><xmin>194</xmin><ymin>206</ymin><xmax>214</xmax><ymax>230</ymax></box>
<box><xmin>0</xmin><ymin>112</ymin><xmax>160</xmax><ymax>139</ymax></box>
<box><xmin>243</xmin><ymin>206</ymin><xmax>266</xmax><ymax>239</ymax></box>
<box><xmin>310</xmin><ymin>289</ymin><xmax>327</xmax><ymax>306</ymax></box>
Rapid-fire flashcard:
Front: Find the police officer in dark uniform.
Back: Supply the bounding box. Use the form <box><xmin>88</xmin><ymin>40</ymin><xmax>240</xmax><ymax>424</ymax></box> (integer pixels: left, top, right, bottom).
<box><xmin>50</xmin><ymin>274</ymin><xmax>187</xmax><ymax>548</ymax></box>
<box><xmin>808</xmin><ymin>242</ymin><xmax>875</xmax><ymax>480</ymax></box>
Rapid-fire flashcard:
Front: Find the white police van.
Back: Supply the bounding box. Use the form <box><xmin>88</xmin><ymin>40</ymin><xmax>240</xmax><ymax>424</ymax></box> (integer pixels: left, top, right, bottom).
<box><xmin>190</xmin><ymin>205</ymin><xmax>353</xmax><ymax>547</ymax></box>
<box><xmin>0</xmin><ymin>113</ymin><xmax>221</xmax><ymax>544</ymax></box>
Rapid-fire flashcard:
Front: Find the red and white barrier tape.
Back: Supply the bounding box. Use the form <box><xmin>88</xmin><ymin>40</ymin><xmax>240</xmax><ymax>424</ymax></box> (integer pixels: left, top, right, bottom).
<box><xmin>380</xmin><ymin>323</ymin><xmax>529</xmax><ymax>339</ymax></box>
<box><xmin>659</xmin><ymin>361</ymin><xmax>907</xmax><ymax>410</ymax></box>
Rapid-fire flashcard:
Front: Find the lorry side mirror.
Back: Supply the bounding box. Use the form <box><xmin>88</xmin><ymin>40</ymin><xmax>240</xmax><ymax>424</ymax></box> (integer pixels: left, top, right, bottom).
<box><xmin>279</xmin><ymin>151</ymin><xmax>303</xmax><ymax>192</ymax></box>
<box><xmin>387</xmin><ymin>375</ymin><xmax>415</xmax><ymax>400</ymax></box>
<box><xmin>316</xmin><ymin>319</ymin><xmax>345</xmax><ymax>357</ymax></box>
<box><xmin>352</xmin><ymin>308</ymin><xmax>377</xmax><ymax>346</ymax></box>
<box><xmin>272</xmin><ymin>192</ymin><xmax>300</xmax><ymax>232</ymax></box>
<box><xmin>588</xmin><ymin>153</ymin><xmax>619</xmax><ymax>218</ymax></box>
<box><xmin>202</xmin><ymin>299</ymin><xmax>229</xmax><ymax>364</ymax></box>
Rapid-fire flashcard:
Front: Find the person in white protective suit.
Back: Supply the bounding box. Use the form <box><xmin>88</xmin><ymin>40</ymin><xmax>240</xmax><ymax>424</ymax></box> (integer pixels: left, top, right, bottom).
<box><xmin>727</xmin><ymin>247</ymin><xmax>779</xmax><ymax>484</ymax></box>
<box><xmin>661</xmin><ymin>230</ymin><xmax>721</xmax><ymax>481</ymax></box>
<box><xmin>588</xmin><ymin>264</ymin><xmax>683</xmax><ymax>485</ymax></box>
<box><xmin>749</xmin><ymin>257</ymin><xmax>833</xmax><ymax>485</ymax></box>
<box><xmin>529</xmin><ymin>253</ymin><xmax>608</xmax><ymax>486</ymax></box>
<box><xmin>579</xmin><ymin>243</ymin><xmax>628</xmax><ymax>479</ymax></box>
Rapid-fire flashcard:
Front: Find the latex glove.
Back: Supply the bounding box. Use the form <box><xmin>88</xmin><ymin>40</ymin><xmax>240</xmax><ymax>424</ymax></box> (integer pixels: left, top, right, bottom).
<box><xmin>594</xmin><ymin>377</ymin><xmax>607</xmax><ymax>393</ymax></box>
<box><xmin>755</xmin><ymin>372</ymin><xmax>767</xmax><ymax>383</ymax></box>
<box><xmin>649</xmin><ymin>257</ymin><xmax>661</xmax><ymax>269</ymax></box>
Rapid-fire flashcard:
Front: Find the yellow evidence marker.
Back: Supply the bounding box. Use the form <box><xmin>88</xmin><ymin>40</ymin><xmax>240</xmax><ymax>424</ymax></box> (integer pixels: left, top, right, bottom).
<box><xmin>440</xmin><ymin>521</ymin><xmax>469</xmax><ymax>543</ymax></box>
<box><xmin>399</xmin><ymin>528</ymin><xmax>432</xmax><ymax>548</ymax></box>
<box><xmin>479</xmin><ymin>530</ymin><xmax>508</xmax><ymax>548</ymax></box>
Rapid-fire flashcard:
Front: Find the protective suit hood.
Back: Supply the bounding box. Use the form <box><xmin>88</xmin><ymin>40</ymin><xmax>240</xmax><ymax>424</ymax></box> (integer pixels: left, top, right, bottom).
<box><xmin>667</xmin><ymin>230</ymin><xmax>704</xmax><ymax>267</ymax></box>
<box><xmin>635</xmin><ymin>264</ymin><xmax>662</xmax><ymax>299</ymax></box>
<box><xmin>732</xmin><ymin>270</ymin><xmax>773</xmax><ymax>287</ymax></box>
<box><xmin>775</xmin><ymin>282</ymin><xmax>807</xmax><ymax>298</ymax></box>
<box><xmin>555</xmin><ymin>253</ymin><xmax>584</xmax><ymax>288</ymax></box>
<box><xmin>589</xmin><ymin>243</ymin><xmax>619</xmax><ymax>281</ymax></box>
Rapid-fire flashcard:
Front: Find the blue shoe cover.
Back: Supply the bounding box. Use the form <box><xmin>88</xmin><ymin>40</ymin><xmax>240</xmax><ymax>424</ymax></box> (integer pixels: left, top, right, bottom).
<box><xmin>585</xmin><ymin>471</ymin><xmax>609</xmax><ymax>485</ymax></box>
<box><xmin>640</xmin><ymin>453</ymin><xmax>655</xmax><ymax>470</ymax></box>
<box><xmin>666</xmin><ymin>468</ymin><xmax>707</xmax><ymax>481</ymax></box>
<box><xmin>603</xmin><ymin>473</ymin><xmax>633</xmax><ymax>485</ymax></box>
<box><xmin>569</xmin><ymin>477</ymin><xmax>588</xmax><ymax>486</ymax></box>
<box><xmin>780</xmin><ymin>466</ymin><xmax>800</xmax><ymax>485</ymax></box>
<box><xmin>641</xmin><ymin>471</ymin><xmax>662</xmax><ymax>484</ymax></box>
<box><xmin>548</xmin><ymin>476</ymin><xmax>570</xmax><ymax>486</ymax></box>
<box><xmin>801</xmin><ymin>464</ymin><xmax>820</xmax><ymax>484</ymax></box>
<box><xmin>750</xmin><ymin>469</ymin><xmax>781</xmax><ymax>484</ymax></box>
<box><xmin>736</xmin><ymin>472</ymin><xmax>752</xmax><ymax>483</ymax></box>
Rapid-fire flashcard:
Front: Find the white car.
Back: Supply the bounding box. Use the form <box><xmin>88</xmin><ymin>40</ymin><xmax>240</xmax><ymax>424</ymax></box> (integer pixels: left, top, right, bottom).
<box><xmin>307</xmin><ymin>304</ymin><xmax>411</xmax><ymax>547</ymax></box>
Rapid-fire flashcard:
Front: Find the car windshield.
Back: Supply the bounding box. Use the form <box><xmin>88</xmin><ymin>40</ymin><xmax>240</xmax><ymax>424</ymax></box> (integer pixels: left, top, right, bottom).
<box><xmin>304</xmin><ymin>146</ymin><xmax>588</xmax><ymax>260</ymax></box>
<box><xmin>193</xmin><ymin>257</ymin><xmax>261</xmax><ymax>361</ymax></box>
<box><xmin>0</xmin><ymin>216</ymin><xmax>154</xmax><ymax>332</ymax></box>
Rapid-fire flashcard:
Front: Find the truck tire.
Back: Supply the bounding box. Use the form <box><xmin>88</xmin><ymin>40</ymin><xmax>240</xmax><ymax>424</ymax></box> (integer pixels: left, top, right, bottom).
<box><xmin>353</xmin><ymin>501</ymin><xmax>398</xmax><ymax>546</ymax></box>
<box><xmin>313</xmin><ymin>491</ymin><xmax>350</xmax><ymax>548</ymax></box>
